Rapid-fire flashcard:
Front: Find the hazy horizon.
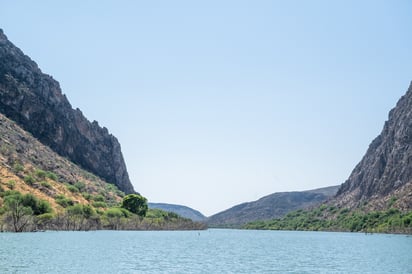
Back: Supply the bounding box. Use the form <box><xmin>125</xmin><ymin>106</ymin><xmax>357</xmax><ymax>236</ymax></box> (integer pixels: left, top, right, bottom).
<box><xmin>2</xmin><ymin>1</ymin><xmax>411</xmax><ymax>216</ymax></box>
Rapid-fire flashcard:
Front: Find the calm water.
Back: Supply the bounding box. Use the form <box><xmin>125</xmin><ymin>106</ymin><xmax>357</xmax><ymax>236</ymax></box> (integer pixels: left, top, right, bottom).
<box><xmin>0</xmin><ymin>229</ymin><xmax>411</xmax><ymax>273</ymax></box>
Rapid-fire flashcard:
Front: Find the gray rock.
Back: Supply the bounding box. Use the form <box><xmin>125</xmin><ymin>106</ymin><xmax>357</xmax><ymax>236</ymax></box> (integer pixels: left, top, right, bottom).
<box><xmin>0</xmin><ymin>29</ymin><xmax>135</xmax><ymax>194</ymax></box>
<box><xmin>335</xmin><ymin>82</ymin><xmax>412</xmax><ymax>210</ymax></box>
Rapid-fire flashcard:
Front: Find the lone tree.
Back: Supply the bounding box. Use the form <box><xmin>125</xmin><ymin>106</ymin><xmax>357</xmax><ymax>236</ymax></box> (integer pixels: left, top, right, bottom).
<box><xmin>4</xmin><ymin>193</ymin><xmax>33</xmax><ymax>232</ymax></box>
<box><xmin>2</xmin><ymin>192</ymin><xmax>52</xmax><ymax>232</ymax></box>
<box><xmin>121</xmin><ymin>194</ymin><xmax>148</xmax><ymax>217</ymax></box>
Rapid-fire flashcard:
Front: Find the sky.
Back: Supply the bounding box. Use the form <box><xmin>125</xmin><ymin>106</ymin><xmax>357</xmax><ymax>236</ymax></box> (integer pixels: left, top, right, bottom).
<box><xmin>1</xmin><ymin>1</ymin><xmax>411</xmax><ymax>216</ymax></box>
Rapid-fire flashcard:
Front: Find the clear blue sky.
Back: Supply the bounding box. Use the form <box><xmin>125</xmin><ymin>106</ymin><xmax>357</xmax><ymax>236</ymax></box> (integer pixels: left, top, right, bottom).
<box><xmin>1</xmin><ymin>1</ymin><xmax>411</xmax><ymax>216</ymax></box>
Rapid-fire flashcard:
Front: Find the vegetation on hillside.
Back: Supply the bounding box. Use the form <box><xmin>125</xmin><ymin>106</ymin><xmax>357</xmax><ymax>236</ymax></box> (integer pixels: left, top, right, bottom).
<box><xmin>243</xmin><ymin>204</ymin><xmax>412</xmax><ymax>234</ymax></box>
<box><xmin>0</xmin><ymin>116</ymin><xmax>206</xmax><ymax>232</ymax></box>
<box><xmin>0</xmin><ymin>187</ymin><xmax>206</xmax><ymax>232</ymax></box>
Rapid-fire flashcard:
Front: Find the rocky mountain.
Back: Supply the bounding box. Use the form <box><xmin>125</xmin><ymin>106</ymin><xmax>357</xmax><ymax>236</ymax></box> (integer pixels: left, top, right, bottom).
<box><xmin>0</xmin><ymin>112</ymin><xmax>124</xmax><ymax>210</ymax></box>
<box><xmin>334</xmin><ymin>82</ymin><xmax>412</xmax><ymax>211</ymax></box>
<box><xmin>244</xmin><ymin>83</ymin><xmax>412</xmax><ymax>233</ymax></box>
<box><xmin>148</xmin><ymin>203</ymin><xmax>206</xmax><ymax>222</ymax></box>
<box><xmin>0</xmin><ymin>112</ymin><xmax>207</xmax><ymax>231</ymax></box>
<box><xmin>0</xmin><ymin>29</ymin><xmax>134</xmax><ymax>194</ymax></box>
<box><xmin>208</xmin><ymin>185</ymin><xmax>339</xmax><ymax>227</ymax></box>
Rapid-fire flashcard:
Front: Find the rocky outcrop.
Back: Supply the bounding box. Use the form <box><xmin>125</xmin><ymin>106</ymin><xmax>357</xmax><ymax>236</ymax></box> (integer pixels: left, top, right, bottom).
<box><xmin>0</xmin><ymin>29</ymin><xmax>135</xmax><ymax>194</ymax></box>
<box><xmin>208</xmin><ymin>186</ymin><xmax>339</xmax><ymax>227</ymax></box>
<box><xmin>335</xmin><ymin>82</ymin><xmax>412</xmax><ymax>210</ymax></box>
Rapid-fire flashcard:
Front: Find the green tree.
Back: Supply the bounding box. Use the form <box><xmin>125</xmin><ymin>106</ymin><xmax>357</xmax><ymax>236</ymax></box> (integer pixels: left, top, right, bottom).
<box><xmin>4</xmin><ymin>193</ymin><xmax>33</xmax><ymax>232</ymax></box>
<box><xmin>65</xmin><ymin>204</ymin><xmax>96</xmax><ymax>230</ymax></box>
<box><xmin>104</xmin><ymin>207</ymin><xmax>130</xmax><ymax>230</ymax></box>
<box><xmin>21</xmin><ymin>194</ymin><xmax>52</xmax><ymax>215</ymax></box>
<box><xmin>121</xmin><ymin>194</ymin><xmax>148</xmax><ymax>217</ymax></box>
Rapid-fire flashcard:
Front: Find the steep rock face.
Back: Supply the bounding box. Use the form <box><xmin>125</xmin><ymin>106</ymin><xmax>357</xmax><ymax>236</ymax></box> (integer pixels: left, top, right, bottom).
<box><xmin>0</xmin><ymin>29</ymin><xmax>135</xmax><ymax>194</ymax></box>
<box><xmin>335</xmin><ymin>82</ymin><xmax>412</xmax><ymax>210</ymax></box>
<box><xmin>0</xmin><ymin>112</ymin><xmax>124</xmax><ymax>209</ymax></box>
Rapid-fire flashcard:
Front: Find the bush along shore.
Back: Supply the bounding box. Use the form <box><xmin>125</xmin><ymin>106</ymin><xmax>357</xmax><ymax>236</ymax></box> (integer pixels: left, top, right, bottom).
<box><xmin>243</xmin><ymin>204</ymin><xmax>412</xmax><ymax>234</ymax></box>
<box><xmin>0</xmin><ymin>190</ymin><xmax>206</xmax><ymax>232</ymax></box>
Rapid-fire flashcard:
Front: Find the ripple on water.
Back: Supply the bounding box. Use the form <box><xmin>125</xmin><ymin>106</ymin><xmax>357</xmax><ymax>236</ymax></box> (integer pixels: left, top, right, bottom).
<box><xmin>0</xmin><ymin>230</ymin><xmax>411</xmax><ymax>273</ymax></box>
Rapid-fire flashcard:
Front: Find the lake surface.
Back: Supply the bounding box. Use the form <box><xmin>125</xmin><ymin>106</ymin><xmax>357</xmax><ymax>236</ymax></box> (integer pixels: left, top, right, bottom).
<box><xmin>0</xmin><ymin>229</ymin><xmax>411</xmax><ymax>273</ymax></box>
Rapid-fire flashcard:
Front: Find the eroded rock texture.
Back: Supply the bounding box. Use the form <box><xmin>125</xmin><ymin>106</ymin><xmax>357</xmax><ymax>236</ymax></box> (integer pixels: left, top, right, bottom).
<box><xmin>0</xmin><ymin>29</ymin><xmax>135</xmax><ymax>194</ymax></box>
<box><xmin>336</xmin><ymin>82</ymin><xmax>412</xmax><ymax>210</ymax></box>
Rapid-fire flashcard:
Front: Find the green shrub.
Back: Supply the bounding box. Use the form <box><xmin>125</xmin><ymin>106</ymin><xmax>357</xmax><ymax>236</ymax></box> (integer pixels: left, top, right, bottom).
<box><xmin>74</xmin><ymin>181</ymin><xmax>86</xmax><ymax>192</ymax></box>
<box><xmin>45</xmin><ymin>172</ymin><xmax>58</xmax><ymax>181</ymax></box>
<box><xmin>24</xmin><ymin>175</ymin><xmax>36</xmax><ymax>185</ymax></box>
<box><xmin>340</xmin><ymin>208</ymin><xmax>350</xmax><ymax>215</ymax></box>
<box><xmin>40</xmin><ymin>181</ymin><xmax>52</xmax><ymax>189</ymax></box>
<box><xmin>36</xmin><ymin>213</ymin><xmax>55</xmax><ymax>225</ymax></box>
<box><xmin>82</xmin><ymin>192</ymin><xmax>91</xmax><ymax>200</ymax></box>
<box><xmin>105</xmin><ymin>207</ymin><xmax>130</xmax><ymax>218</ymax></box>
<box><xmin>93</xmin><ymin>195</ymin><xmax>105</xmax><ymax>202</ymax></box>
<box><xmin>1</xmin><ymin>190</ymin><xmax>20</xmax><ymax>198</ymax></box>
<box><xmin>116</xmin><ymin>190</ymin><xmax>125</xmax><ymax>198</ymax></box>
<box><xmin>328</xmin><ymin>206</ymin><xmax>337</xmax><ymax>213</ymax></box>
<box><xmin>13</xmin><ymin>163</ymin><xmax>24</xmax><ymax>173</ymax></box>
<box><xmin>35</xmin><ymin>169</ymin><xmax>47</xmax><ymax>179</ymax></box>
<box><xmin>6</xmin><ymin>180</ymin><xmax>15</xmax><ymax>190</ymax></box>
<box><xmin>82</xmin><ymin>204</ymin><xmax>95</xmax><ymax>219</ymax></box>
<box><xmin>388</xmin><ymin>196</ymin><xmax>397</xmax><ymax>207</ymax></box>
<box><xmin>36</xmin><ymin>199</ymin><xmax>53</xmax><ymax>215</ymax></box>
<box><xmin>66</xmin><ymin>204</ymin><xmax>95</xmax><ymax>219</ymax></box>
<box><xmin>105</xmin><ymin>184</ymin><xmax>117</xmax><ymax>192</ymax></box>
<box><xmin>403</xmin><ymin>216</ymin><xmax>411</xmax><ymax>226</ymax></box>
<box><xmin>0</xmin><ymin>144</ymin><xmax>12</xmax><ymax>156</ymax></box>
<box><xmin>92</xmin><ymin>201</ymin><xmax>107</xmax><ymax>208</ymax></box>
<box><xmin>12</xmin><ymin>193</ymin><xmax>53</xmax><ymax>215</ymax></box>
<box><xmin>55</xmin><ymin>195</ymin><xmax>74</xmax><ymax>208</ymax></box>
<box><xmin>66</xmin><ymin>184</ymin><xmax>79</xmax><ymax>193</ymax></box>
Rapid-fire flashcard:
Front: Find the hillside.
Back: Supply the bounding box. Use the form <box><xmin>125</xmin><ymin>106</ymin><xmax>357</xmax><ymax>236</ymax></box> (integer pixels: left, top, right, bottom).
<box><xmin>0</xmin><ymin>29</ymin><xmax>134</xmax><ymax>194</ymax></box>
<box><xmin>0</xmin><ymin>111</ymin><xmax>124</xmax><ymax>211</ymax></box>
<box><xmin>334</xmin><ymin>82</ymin><xmax>412</xmax><ymax>211</ymax></box>
<box><xmin>208</xmin><ymin>186</ymin><xmax>339</xmax><ymax>227</ymax></box>
<box><xmin>149</xmin><ymin>203</ymin><xmax>206</xmax><ymax>222</ymax></box>
<box><xmin>245</xmin><ymin>83</ymin><xmax>412</xmax><ymax>233</ymax></box>
<box><xmin>0</xmin><ymin>29</ymin><xmax>206</xmax><ymax>231</ymax></box>
<box><xmin>0</xmin><ymin>112</ymin><xmax>206</xmax><ymax>231</ymax></box>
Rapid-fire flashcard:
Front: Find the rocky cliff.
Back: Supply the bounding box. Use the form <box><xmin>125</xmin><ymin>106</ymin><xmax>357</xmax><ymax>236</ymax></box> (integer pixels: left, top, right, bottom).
<box><xmin>0</xmin><ymin>112</ymin><xmax>124</xmax><ymax>210</ymax></box>
<box><xmin>0</xmin><ymin>29</ymin><xmax>135</xmax><ymax>194</ymax></box>
<box><xmin>335</xmin><ymin>82</ymin><xmax>412</xmax><ymax>211</ymax></box>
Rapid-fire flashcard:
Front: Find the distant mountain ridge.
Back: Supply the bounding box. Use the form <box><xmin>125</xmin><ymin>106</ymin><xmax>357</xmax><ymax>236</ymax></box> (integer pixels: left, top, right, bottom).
<box><xmin>0</xmin><ymin>29</ymin><xmax>134</xmax><ymax>194</ymax></box>
<box><xmin>208</xmin><ymin>185</ymin><xmax>339</xmax><ymax>227</ymax></box>
<box><xmin>149</xmin><ymin>203</ymin><xmax>206</xmax><ymax>222</ymax></box>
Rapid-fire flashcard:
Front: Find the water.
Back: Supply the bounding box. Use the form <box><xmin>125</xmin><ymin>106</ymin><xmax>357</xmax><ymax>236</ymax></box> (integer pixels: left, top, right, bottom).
<box><xmin>0</xmin><ymin>229</ymin><xmax>411</xmax><ymax>273</ymax></box>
